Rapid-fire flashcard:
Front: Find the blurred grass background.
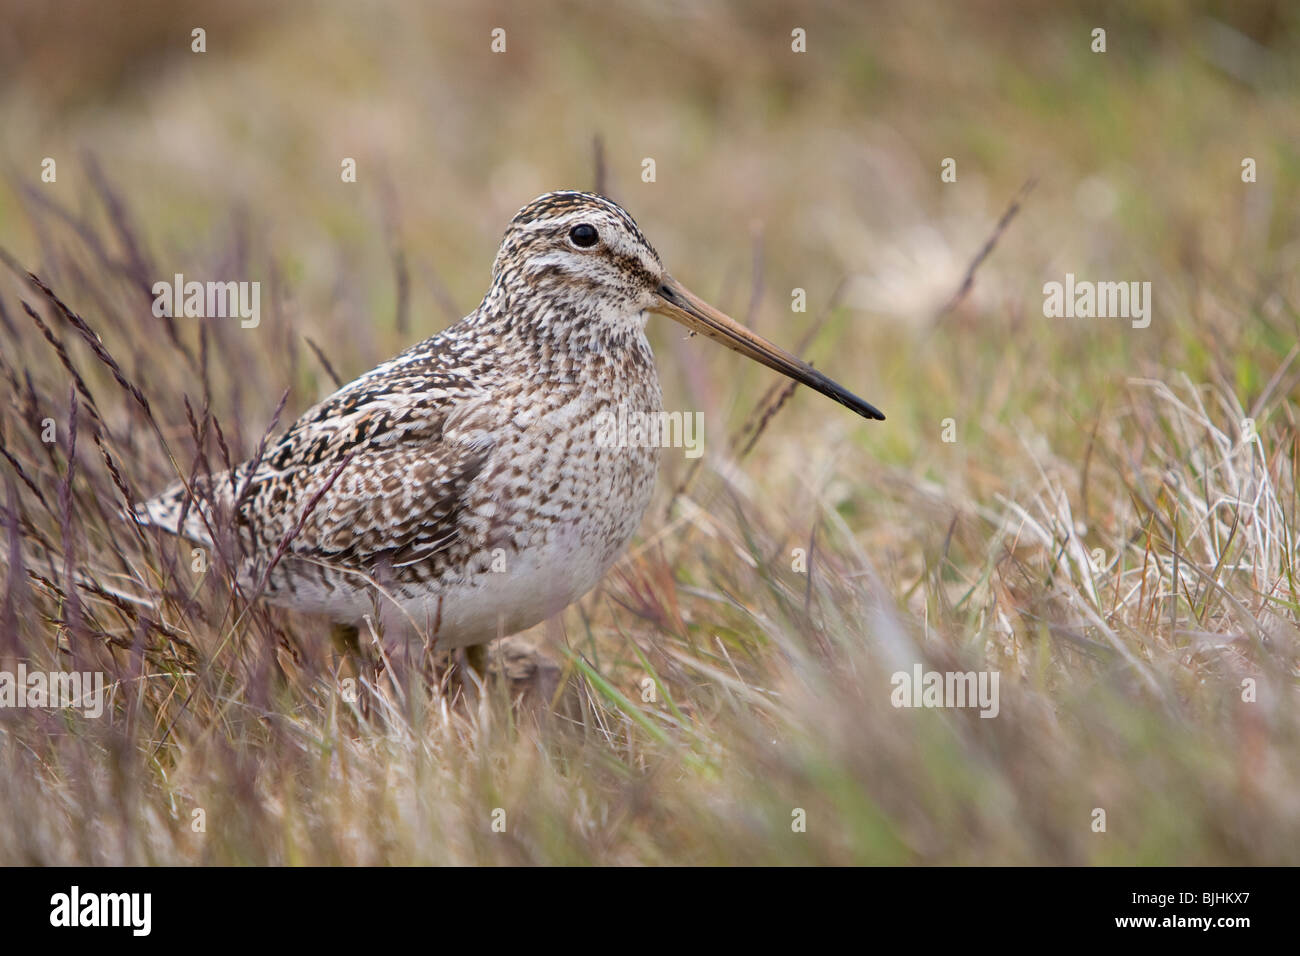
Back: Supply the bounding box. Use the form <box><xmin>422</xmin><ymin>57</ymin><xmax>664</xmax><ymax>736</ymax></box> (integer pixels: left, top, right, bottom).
<box><xmin>0</xmin><ymin>0</ymin><xmax>1298</xmax><ymax>864</ymax></box>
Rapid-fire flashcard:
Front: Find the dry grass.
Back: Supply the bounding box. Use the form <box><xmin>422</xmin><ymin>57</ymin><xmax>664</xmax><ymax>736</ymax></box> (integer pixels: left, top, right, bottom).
<box><xmin>1</xmin><ymin>0</ymin><xmax>1299</xmax><ymax>864</ymax></box>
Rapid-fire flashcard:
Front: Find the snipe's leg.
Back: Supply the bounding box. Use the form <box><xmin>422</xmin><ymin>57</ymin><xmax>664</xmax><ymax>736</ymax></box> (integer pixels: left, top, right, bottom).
<box><xmin>331</xmin><ymin>621</ymin><xmax>362</xmax><ymax>656</ymax></box>
<box><xmin>464</xmin><ymin>642</ymin><xmax>489</xmax><ymax>679</ymax></box>
<box><xmin>331</xmin><ymin>621</ymin><xmax>371</xmax><ymax>719</ymax></box>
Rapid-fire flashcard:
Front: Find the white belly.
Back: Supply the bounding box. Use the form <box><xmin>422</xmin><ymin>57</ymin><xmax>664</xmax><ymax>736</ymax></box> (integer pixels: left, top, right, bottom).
<box><xmin>404</xmin><ymin>524</ymin><xmax>621</xmax><ymax>648</ymax></box>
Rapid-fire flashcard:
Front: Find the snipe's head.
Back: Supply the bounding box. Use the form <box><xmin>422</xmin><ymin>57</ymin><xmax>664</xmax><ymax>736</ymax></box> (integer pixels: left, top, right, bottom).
<box><xmin>490</xmin><ymin>190</ymin><xmax>884</xmax><ymax>421</ymax></box>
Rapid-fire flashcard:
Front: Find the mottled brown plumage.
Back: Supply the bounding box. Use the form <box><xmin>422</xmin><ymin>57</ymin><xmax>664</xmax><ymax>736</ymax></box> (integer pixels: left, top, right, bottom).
<box><xmin>135</xmin><ymin>191</ymin><xmax>883</xmax><ymax>648</ymax></box>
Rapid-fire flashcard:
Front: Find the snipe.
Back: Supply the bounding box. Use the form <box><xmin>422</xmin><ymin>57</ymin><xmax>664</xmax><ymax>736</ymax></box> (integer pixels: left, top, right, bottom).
<box><xmin>135</xmin><ymin>191</ymin><xmax>884</xmax><ymax>648</ymax></box>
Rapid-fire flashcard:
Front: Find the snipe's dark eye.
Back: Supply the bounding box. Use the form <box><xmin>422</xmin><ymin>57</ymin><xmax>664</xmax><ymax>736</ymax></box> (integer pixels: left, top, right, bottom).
<box><xmin>569</xmin><ymin>223</ymin><xmax>599</xmax><ymax>248</ymax></box>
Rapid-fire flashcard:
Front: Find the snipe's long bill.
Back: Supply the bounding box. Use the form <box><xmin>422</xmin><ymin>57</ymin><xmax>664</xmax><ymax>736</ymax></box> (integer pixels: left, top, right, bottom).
<box><xmin>134</xmin><ymin>190</ymin><xmax>884</xmax><ymax>649</ymax></box>
<box><xmin>654</xmin><ymin>276</ymin><xmax>884</xmax><ymax>421</ymax></box>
